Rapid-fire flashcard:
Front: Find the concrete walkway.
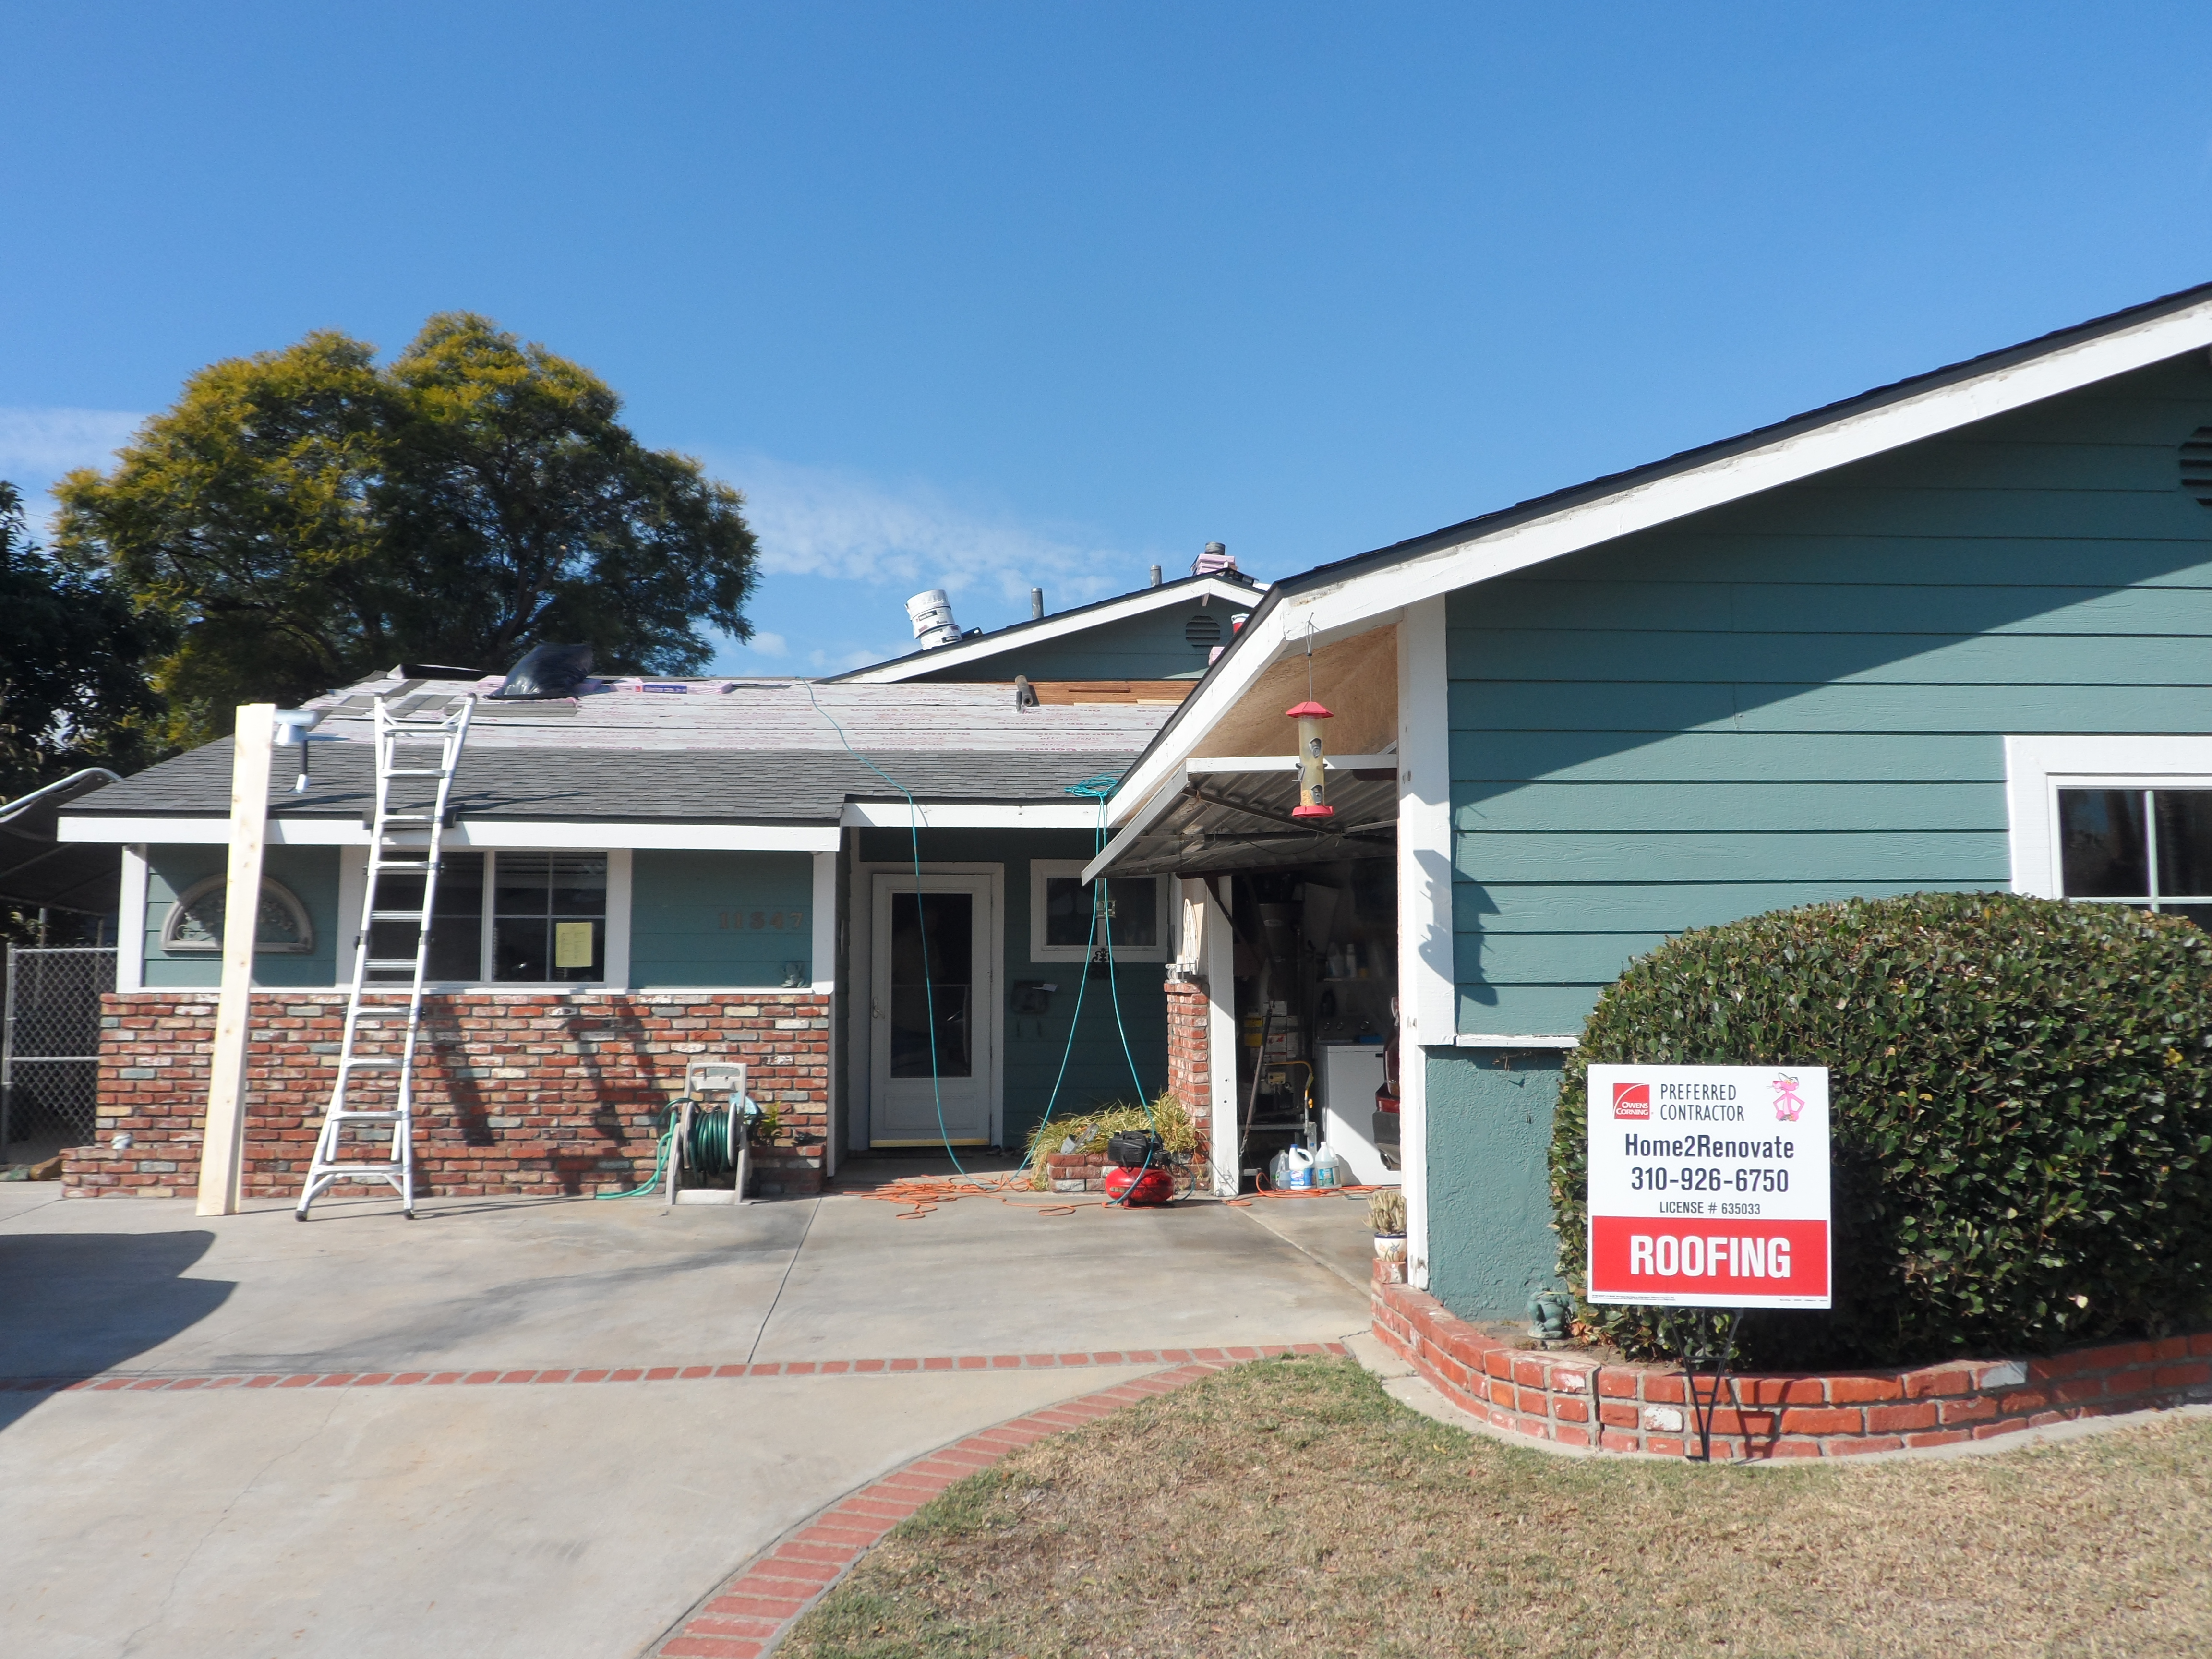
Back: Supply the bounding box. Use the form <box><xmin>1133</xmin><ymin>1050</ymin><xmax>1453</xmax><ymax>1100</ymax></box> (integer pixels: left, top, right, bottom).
<box><xmin>0</xmin><ymin>1181</ymin><xmax>1368</xmax><ymax>1657</ymax></box>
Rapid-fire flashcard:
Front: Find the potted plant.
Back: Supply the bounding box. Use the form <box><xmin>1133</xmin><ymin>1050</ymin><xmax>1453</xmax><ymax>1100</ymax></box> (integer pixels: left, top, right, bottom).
<box><xmin>1368</xmin><ymin>1189</ymin><xmax>1407</xmax><ymax>1261</ymax></box>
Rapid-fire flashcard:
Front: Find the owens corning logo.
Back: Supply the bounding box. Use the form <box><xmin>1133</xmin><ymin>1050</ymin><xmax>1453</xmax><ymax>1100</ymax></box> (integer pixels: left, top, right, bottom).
<box><xmin>1611</xmin><ymin>1082</ymin><xmax>1651</xmax><ymax>1120</ymax></box>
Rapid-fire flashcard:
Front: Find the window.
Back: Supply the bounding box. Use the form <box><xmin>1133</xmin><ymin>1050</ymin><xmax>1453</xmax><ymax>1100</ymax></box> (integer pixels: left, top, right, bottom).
<box><xmin>1028</xmin><ymin>860</ymin><xmax>1173</xmax><ymax>963</ymax></box>
<box><xmin>368</xmin><ymin>850</ymin><xmax>608</xmax><ymax>983</ymax></box>
<box><xmin>2057</xmin><ymin>789</ymin><xmax>2212</xmax><ymax>927</ymax></box>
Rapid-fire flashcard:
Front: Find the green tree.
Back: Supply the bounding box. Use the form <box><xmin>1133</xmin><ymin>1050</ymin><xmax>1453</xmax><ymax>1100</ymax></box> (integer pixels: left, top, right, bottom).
<box><xmin>0</xmin><ymin>479</ymin><xmax>165</xmax><ymax>801</ymax></box>
<box><xmin>56</xmin><ymin>314</ymin><xmax>759</xmax><ymax>745</ymax></box>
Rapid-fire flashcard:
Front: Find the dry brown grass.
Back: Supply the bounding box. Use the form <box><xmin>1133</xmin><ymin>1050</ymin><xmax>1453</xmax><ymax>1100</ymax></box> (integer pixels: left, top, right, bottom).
<box><xmin>783</xmin><ymin>1358</ymin><xmax>2212</xmax><ymax>1659</ymax></box>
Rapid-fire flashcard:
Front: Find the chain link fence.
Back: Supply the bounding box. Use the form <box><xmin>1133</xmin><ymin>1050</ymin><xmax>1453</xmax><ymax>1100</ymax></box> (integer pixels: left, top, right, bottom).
<box><xmin>2</xmin><ymin>945</ymin><xmax>117</xmax><ymax>1158</ymax></box>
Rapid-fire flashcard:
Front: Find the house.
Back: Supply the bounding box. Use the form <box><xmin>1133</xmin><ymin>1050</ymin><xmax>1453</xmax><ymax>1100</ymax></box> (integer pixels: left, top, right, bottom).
<box><xmin>1083</xmin><ymin>280</ymin><xmax>2212</xmax><ymax>1323</ymax></box>
<box><xmin>53</xmin><ymin>563</ymin><xmax>1265</xmax><ymax>1199</ymax></box>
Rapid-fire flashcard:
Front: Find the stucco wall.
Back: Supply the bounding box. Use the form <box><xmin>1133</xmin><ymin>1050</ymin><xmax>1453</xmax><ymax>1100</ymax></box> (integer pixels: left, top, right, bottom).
<box><xmin>1423</xmin><ymin>1048</ymin><xmax>1564</xmax><ymax>1320</ymax></box>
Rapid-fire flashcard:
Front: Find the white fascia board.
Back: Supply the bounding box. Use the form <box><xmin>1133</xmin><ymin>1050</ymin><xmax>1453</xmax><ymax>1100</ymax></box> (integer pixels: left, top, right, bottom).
<box><xmin>59</xmin><ymin>816</ymin><xmax>842</xmax><ymax>852</ymax></box>
<box><xmin>1455</xmin><ymin>1033</ymin><xmax>1580</xmax><ymax>1048</ymax></box>
<box><xmin>1270</xmin><ymin>299</ymin><xmax>2212</xmax><ymax>649</ymax></box>
<box><xmin>836</xmin><ymin>576</ymin><xmax>1264</xmax><ymax>684</ymax></box>
<box><xmin>839</xmin><ymin>802</ymin><xmax>1105</xmax><ymax>829</ymax></box>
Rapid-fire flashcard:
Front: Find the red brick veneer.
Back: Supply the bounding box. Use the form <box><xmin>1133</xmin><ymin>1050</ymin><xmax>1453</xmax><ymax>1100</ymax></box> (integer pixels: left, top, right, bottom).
<box><xmin>1164</xmin><ymin>974</ymin><xmax>1212</xmax><ymax>1113</ymax></box>
<box><xmin>65</xmin><ymin>990</ymin><xmax>830</xmax><ymax>1200</ymax></box>
<box><xmin>1373</xmin><ymin>1277</ymin><xmax>2212</xmax><ymax>1458</ymax></box>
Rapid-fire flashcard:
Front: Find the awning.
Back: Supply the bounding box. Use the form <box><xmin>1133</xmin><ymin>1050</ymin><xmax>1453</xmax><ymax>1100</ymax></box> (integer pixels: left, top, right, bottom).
<box><xmin>1082</xmin><ymin>755</ymin><xmax>1398</xmax><ymax>879</ymax></box>
<box><xmin>0</xmin><ymin>769</ymin><xmax>124</xmax><ymax>913</ymax></box>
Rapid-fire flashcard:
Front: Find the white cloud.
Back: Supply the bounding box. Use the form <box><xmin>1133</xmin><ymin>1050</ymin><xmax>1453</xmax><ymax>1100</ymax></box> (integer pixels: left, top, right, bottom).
<box><xmin>708</xmin><ymin>452</ymin><xmax>1142</xmax><ymax>609</ymax></box>
<box><xmin>745</xmin><ymin>630</ymin><xmax>789</xmax><ymax>658</ymax></box>
<box><xmin>0</xmin><ymin>407</ymin><xmax>143</xmax><ymax>497</ymax></box>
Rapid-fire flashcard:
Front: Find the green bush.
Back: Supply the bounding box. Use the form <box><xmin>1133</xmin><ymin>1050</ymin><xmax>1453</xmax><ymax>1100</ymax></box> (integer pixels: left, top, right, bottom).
<box><xmin>1549</xmin><ymin>892</ymin><xmax>2212</xmax><ymax>1369</ymax></box>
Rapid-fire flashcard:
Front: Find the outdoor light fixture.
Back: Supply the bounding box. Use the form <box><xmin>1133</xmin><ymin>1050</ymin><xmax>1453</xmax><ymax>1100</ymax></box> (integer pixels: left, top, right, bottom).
<box><xmin>1287</xmin><ymin>698</ymin><xmax>1334</xmax><ymax>820</ymax></box>
<box><xmin>271</xmin><ymin>709</ymin><xmax>322</xmax><ymax>793</ymax></box>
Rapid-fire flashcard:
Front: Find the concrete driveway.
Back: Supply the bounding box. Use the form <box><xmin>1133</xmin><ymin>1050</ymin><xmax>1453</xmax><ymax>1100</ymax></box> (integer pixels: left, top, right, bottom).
<box><xmin>0</xmin><ymin>1177</ymin><xmax>1369</xmax><ymax>1658</ymax></box>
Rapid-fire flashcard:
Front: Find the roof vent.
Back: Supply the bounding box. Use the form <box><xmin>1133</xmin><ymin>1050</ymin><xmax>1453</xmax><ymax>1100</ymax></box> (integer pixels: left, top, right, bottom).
<box><xmin>1192</xmin><ymin>542</ymin><xmax>1236</xmax><ymax>576</ymax></box>
<box><xmin>1184</xmin><ymin>613</ymin><xmax>1223</xmax><ymax>649</ymax></box>
<box><xmin>2185</xmin><ymin>428</ymin><xmax>2212</xmax><ymax>507</ymax></box>
<box><xmin>906</xmin><ymin>589</ymin><xmax>962</xmax><ymax>649</ymax></box>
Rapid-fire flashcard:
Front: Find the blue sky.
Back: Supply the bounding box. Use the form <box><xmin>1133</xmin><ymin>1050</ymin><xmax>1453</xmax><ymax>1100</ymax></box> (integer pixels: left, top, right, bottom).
<box><xmin>4</xmin><ymin>3</ymin><xmax>2210</xmax><ymax>673</ymax></box>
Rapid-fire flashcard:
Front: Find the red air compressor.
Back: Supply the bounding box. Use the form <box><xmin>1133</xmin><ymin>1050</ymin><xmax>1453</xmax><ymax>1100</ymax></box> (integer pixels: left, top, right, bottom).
<box><xmin>1104</xmin><ymin>1164</ymin><xmax>1176</xmax><ymax>1206</ymax></box>
<box><xmin>1104</xmin><ymin>1130</ymin><xmax>1177</xmax><ymax>1206</ymax></box>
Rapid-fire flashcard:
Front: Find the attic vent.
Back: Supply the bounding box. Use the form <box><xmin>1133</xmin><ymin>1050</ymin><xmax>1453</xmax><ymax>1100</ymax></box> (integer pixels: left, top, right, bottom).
<box><xmin>1184</xmin><ymin>613</ymin><xmax>1223</xmax><ymax>649</ymax></box>
<box><xmin>2185</xmin><ymin>428</ymin><xmax>2212</xmax><ymax>507</ymax></box>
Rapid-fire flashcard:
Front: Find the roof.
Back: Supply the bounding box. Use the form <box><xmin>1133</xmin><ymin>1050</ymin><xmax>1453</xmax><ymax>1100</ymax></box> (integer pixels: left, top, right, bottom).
<box><xmin>57</xmin><ymin>673</ymin><xmax>1164</xmax><ymax>846</ymax></box>
<box><xmin>829</xmin><ymin>570</ymin><xmax>1267</xmax><ymax>683</ymax></box>
<box><xmin>1102</xmin><ymin>276</ymin><xmax>2212</xmax><ymax>832</ymax></box>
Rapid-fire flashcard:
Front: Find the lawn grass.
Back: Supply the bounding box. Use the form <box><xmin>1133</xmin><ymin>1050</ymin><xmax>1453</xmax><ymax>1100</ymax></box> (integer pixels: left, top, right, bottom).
<box><xmin>783</xmin><ymin>1357</ymin><xmax>2212</xmax><ymax>1659</ymax></box>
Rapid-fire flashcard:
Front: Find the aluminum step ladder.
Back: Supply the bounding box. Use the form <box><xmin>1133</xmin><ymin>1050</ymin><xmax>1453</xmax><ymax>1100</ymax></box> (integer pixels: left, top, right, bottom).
<box><xmin>296</xmin><ymin>694</ymin><xmax>476</xmax><ymax>1219</ymax></box>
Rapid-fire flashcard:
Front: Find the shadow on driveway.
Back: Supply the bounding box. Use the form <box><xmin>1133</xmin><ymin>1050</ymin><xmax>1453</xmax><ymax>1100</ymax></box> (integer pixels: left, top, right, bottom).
<box><xmin>0</xmin><ymin>1230</ymin><xmax>232</xmax><ymax>1429</ymax></box>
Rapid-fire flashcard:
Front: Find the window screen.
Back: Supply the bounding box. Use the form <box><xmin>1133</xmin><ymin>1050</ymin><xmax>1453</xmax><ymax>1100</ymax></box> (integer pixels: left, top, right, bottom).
<box><xmin>1041</xmin><ymin>874</ymin><xmax>1158</xmax><ymax>950</ymax></box>
<box><xmin>2058</xmin><ymin>788</ymin><xmax>2212</xmax><ymax>928</ymax></box>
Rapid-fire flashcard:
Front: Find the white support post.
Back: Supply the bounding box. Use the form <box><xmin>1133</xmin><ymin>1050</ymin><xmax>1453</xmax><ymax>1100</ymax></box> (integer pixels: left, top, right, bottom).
<box><xmin>812</xmin><ymin>847</ymin><xmax>839</xmax><ymax>1178</ymax></box>
<box><xmin>197</xmin><ymin>704</ymin><xmax>275</xmax><ymax>1216</ymax></box>
<box><xmin>602</xmin><ymin>849</ymin><xmax>634</xmax><ymax>988</ymax></box>
<box><xmin>1397</xmin><ymin>601</ymin><xmax>1452</xmax><ymax>1290</ymax></box>
<box><xmin>1203</xmin><ymin>877</ymin><xmax>1240</xmax><ymax>1196</ymax></box>
<box><xmin>116</xmin><ymin>845</ymin><xmax>149</xmax><ymax>993</ymax></box>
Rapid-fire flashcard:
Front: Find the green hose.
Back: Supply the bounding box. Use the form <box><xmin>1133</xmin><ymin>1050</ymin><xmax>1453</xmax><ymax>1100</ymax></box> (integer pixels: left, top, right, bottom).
<box><xmin>594</xmin><ymin>1098</ymin><xmax>749</xmax><ymax>1199</ymax></box>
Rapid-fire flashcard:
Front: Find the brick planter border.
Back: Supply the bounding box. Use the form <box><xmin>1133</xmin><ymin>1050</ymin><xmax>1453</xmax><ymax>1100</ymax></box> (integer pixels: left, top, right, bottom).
<box><xmin>1373</xmin><ymin>1278</ymin><xmax>2212</xmax><ymax>1458</ymax></box>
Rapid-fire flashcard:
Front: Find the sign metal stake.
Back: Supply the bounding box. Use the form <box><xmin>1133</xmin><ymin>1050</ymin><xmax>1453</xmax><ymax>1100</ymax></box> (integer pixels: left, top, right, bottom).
<box><xmin>1681</xmin><ymin>1308</ymin><xmax>1746</xmax><ymax>1463</ymax></box>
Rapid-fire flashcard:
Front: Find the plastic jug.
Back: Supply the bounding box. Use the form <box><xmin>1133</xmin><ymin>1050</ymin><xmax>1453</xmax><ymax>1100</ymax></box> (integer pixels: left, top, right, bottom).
<box><xmin>1312</xmin><ymin>1143</ymin><xmax>1344</xmax><ymax>1189</ymax></box>
<box><xmin>1283</xmin><ymin>1145</ymin><xmax>1316</xmax><ymax>1190</ymax></box>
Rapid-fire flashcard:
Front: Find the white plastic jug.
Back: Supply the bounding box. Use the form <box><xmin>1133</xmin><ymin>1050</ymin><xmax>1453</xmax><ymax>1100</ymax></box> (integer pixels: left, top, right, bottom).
<box><xmin>1283</xmin><ymin>1144</ymin><xmax>1316</xmax><ymax>1190</ymax></box>
<box><xmin>1312</xmin><ymin>1142</ymin><xmax>1344</xmax><ymax>1189</ymax></box>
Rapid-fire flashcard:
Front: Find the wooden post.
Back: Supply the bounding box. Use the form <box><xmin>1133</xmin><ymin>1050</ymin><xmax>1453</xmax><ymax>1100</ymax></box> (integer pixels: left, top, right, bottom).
<box><xmin>197</xmin><ymin>703</ymin><xmax>275</xmax><ymax>1216</ymax></box>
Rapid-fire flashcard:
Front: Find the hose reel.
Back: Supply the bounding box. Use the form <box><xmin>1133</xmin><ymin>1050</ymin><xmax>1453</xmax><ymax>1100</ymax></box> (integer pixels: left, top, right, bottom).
<box><xmin>667</xmin><ymin>1058</ymin><xmax>765</xmax><ymax>1206</ymax></box>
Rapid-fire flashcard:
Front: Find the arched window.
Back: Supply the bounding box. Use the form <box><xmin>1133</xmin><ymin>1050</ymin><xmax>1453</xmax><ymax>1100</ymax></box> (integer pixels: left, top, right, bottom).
<box><xmin>160</xmin><ymin>875</ymin><xmax>316</xmax><ymax>954</ymax></box>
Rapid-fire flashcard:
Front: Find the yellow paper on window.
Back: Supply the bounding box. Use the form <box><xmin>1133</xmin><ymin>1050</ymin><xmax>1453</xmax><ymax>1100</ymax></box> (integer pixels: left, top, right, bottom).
<box><xmin>554</xmin><ymin>921</ymin><xmax>596</xmax><ymax>969</ymax></box>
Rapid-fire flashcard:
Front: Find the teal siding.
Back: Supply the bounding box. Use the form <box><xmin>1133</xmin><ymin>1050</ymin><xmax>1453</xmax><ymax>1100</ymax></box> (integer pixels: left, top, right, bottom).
<box><xmin>904</xmin><ymin>602</ymin><xmax>1234</xmax><ymax>683</ymax></box>
<box><xmin>630</xmin><ymin>851</ymin><xmax>814</xmax><ymax>987</ymax></box>
<box><xmin>1448</xmin><ymin>349</ymin><xmax>2212</xmax><ymax>1038</ymax></box>
<box><xmin>143</xmin><ymin>846</ymin><xmax>341</xmax><ymax>987</ymax></box>
<box><xmin>854</xmin><ymin>828</ymin><xmax>1168</xmax><ymax>1154</ymax></box>
<box><xmin>1424</xmin><ymin>1049</ymin><xmax>1566</xmax><ymax>1319</ymax></box>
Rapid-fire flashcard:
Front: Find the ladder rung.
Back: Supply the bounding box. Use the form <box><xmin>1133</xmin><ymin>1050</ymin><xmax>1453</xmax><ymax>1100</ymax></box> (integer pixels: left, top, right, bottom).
<box><xmin>329</xmin><ymin>1110</ymin><xmax>408</xmax><ymax>1123</ymax></box>
<box><xmin>379</xmin><ymin>813</ymin><xmax>435</xmax><ymax>823</ymax></box>
<box><xmin>339</xmin><ymin>1057</ymin><xmax>406</xmax><ymax>1070</ymax></box>
<box><xmin>383</xmin><ymin>768</ymin><xmax>451</xmax><ymax>777</ymax></box>
<box><xmin>363</xmin><ymin>957</ymin><xmax>422</xmax><ymax>970</ymax></box>
<box><xmin>369</xmin><ymin>910</ymin><xmax>426</xmax><ymax>921</ymax></box>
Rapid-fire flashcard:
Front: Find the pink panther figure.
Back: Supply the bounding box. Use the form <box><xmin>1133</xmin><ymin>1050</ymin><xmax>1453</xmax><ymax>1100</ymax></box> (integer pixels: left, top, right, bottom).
<box><xmin>1771</xmin><ymin>1073</ymin><xmax>1805</xmax><ymax>1122</ymax></box>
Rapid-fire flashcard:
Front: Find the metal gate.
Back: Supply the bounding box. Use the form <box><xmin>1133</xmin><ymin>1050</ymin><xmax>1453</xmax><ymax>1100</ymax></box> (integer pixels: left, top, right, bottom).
<box><xmin>1</xmin><ymin>944</ymin><xmax>116</xmax><ymax>1157</ymax></box>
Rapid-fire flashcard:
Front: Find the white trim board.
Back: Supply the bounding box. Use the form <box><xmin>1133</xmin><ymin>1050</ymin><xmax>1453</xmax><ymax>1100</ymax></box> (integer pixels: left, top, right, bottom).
<box><xmin>840</xmin><ymin>802</ymin><xmax>1104</xmax><ymax>829</ymax></box>
<box><xmin>1106</xmin><ymin>295</ymin><xmax>2212</xmax><ymax>833</ymax></box>
<box><xmin>60</xmin><ymin>816</ymin><xmax>844</xmax><ymax>852</ymax></box>
<box><xmin>834</xmin><ymin>575</ymin><xmax>1266</xmax><ymax>684</ymax></box>
<box><xmin>2004</xmin><ymin>734</ymin><xmax>2212</xmax><ymax>899</ymax></box>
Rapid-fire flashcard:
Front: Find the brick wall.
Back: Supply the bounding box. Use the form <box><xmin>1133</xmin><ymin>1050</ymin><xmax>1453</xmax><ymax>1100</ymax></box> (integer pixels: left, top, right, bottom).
<box><xmin>1164</xmin><ymin>974</ymin><xmax>1211</xmax><ymax>1116</ymax></box>
<box><xmin>65</xmin><ymin>990</ymin><xmax>831</xmax><ymax>1200</ymax></box>
<box><xmin>1373</xmin><ymin>1277</ymin><xmax>2212</xmax><ymax>1458</ymax></box>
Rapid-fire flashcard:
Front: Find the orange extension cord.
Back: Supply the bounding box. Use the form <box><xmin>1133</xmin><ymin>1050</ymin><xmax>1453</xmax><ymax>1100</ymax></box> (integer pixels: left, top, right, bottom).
<box><xmin>833</xmin><ymin>1167</ymin><xmax>1384</xmax><ymax>1219</ymax></box>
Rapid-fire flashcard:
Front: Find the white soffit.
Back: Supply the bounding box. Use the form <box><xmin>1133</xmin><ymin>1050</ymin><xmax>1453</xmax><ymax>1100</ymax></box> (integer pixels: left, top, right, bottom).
<box><xmin>1107</xmin><ymin>293</ymin><xmax>2212</xmax><ymax>828</ymax></box>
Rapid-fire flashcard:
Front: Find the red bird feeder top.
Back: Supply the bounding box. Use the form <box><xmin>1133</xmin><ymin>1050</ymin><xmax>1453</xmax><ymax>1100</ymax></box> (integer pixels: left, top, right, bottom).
<box><xmin>1287</xmin><ymin>699</ymin><xmax>1335</xmax><ymax>819</ymax></box>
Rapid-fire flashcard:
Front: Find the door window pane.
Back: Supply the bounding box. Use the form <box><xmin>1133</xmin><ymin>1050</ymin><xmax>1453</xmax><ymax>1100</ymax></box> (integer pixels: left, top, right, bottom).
<box><xmin>889</xmin><ymin>890</ymin><xmax>973</xmax><ymax>1078</ymax></box>
<box><xmin>2154</xmin><ymin>792</ymin><xmax>2212</xmax><ymax>899</ymax></box>
<box><xmin>2058</xmin><ymin>791</ymin><xmax>2148</xmax><ymax>897</ymax></box>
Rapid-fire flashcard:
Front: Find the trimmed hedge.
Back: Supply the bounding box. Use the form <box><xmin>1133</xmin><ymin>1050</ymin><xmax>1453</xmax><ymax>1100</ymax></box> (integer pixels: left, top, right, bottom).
<box><xmin>1549</xmin><ymin>893</ymin><xmax>2212</xmax><ymax>1369</ymax></box>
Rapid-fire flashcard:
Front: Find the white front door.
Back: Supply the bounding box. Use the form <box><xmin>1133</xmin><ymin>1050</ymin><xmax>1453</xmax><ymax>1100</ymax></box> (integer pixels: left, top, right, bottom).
<box><xmin>870</xmin><ymin>871</ymin><xmax>998</xmax><ymax>1146</ymax></box>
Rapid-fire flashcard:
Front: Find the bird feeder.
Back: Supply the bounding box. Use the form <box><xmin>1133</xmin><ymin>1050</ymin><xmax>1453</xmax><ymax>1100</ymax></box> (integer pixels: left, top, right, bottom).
<box><xmin>1286</xmin><ymin>699</ymin><xmax>1335</xmax><ymax>820</ymax></box>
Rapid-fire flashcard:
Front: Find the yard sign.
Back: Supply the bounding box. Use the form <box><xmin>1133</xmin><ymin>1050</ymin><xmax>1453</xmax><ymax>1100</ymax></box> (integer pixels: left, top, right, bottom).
<box><xmin>1585</xmin><ymin>1065</ymin><xmax>1831</xmax><ymax>1310</ymax></box>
